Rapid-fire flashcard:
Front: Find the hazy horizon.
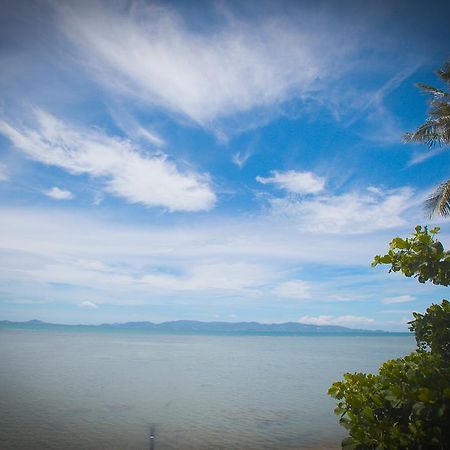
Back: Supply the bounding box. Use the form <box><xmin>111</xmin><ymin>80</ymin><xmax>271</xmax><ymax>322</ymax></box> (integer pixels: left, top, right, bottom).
<box><xmin>1</xmin><ymin>317</ymin><xmax>411</xmax><ymax>333</ymax></box>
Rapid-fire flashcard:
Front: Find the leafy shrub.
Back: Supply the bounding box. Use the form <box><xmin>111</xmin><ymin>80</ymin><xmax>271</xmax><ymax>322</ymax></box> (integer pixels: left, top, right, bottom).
<box><xmin>372</xmin><ymin>226</ymin><xmax>450</xmax><ymax>286</ymax></box>
<box><xmin>410</xmin><ymin>300</ymin><xmax>450</xmax><ymax>360</ymax></box>
<box><xmin>329</xmin><ymin>226</ymin><xmax>450</xmax><ymax>449</ymax></box>
<box><xmin>329</xmin><ymin>351</ymin><xmax>450</xmax><ymax>449</ymax></box>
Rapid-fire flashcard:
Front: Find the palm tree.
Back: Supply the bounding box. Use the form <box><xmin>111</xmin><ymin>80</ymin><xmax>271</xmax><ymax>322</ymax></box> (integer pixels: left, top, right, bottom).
<box><xmin>404</xmin><ymin>59</ymin><xmax>450</xmax><ymax>217</ymax></box>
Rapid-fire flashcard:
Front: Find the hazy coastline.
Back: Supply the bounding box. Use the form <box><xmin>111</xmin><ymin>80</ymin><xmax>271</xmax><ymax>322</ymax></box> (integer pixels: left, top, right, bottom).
<box><xmin>0</xmin><ymin>319</ymin><xmax>409</xmax><ymax>336</ymax></box>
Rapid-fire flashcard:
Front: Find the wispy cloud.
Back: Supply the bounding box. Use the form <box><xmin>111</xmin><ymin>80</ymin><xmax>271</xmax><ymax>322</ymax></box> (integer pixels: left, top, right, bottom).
<box><xmin>0</xmin><ymin>204</ymin><xmax>447</xmax><ymax>325</ymax></box>
<box><xmin>141</xmin><ymin>262</ymin><xmax>272</xmax><ymax>294</ymax></box>
<box><xmin>78</xmin><ymin>300</ymin><xmax>98</xmax><ymax>309</ymax></box>
<box><xmin>345</xmin><ymin>65</ymin><xmax>420</xmax><ymax>129</ymax></box>
<box><xmin>257</xmin><ymin>170</ymin><xmax>325</xmax><ymax>194</ymax></box>
<box><xmin>382</xmin><ymin>295</ymin><xmax>415</xmax><ymax>304</ymax></box>
<box><xmin>0</xmin><ymin>109</ymin><xmax>216</xmax><ymax>211</ymax></box>
<box><xmin>56</xmin><ymin>1</ymin><xmax>359</xmax><ymax>125</ymax></box>
<box><xmin>298</xmin><ymin>315</ymin><xmax>375</xmax><ymax>327</ymax></box>
<box><xmin>326</xmin><ymin>294</ymin><xmax>370</xmax><ymax>302</ymax></box>
<box><xmin>0</xmin><ymin>204</ymin><xmax>427</xmax><ymax>304</ymax></box>
<box><xmin>273</xmin><ymin>280</ymin><xmax>312</xmax><ymax>300</ymax></box>
<box><xmin>267</xmin><ymin>186</ymin><xmax>414</xmax><ymax>234</ymax></box>
<box><xmin>108</xmin><ymin>106</ymin><xmax>164</xmax><ymax>147</ymax></box>
<box><xmin>43</xmin><ymin>186</ymin><xmax>74</xmax><ymax>200</ymax></box>
<box><xmin>409</xmin><ymin>146</ymin><xmax>448</xmax><ymax>166</ymax></box>
<box><xmin>232</xmin><ymin>150</ymin><xmax>253</xmax><ymax>169</ymax></box>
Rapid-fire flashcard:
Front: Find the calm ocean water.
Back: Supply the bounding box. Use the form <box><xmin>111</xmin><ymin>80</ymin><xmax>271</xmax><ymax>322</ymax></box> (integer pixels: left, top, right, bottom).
<box><xmin>0</xmin><ymin>329</ymin><xmax>414</xmax><ymax>449</ymax></box>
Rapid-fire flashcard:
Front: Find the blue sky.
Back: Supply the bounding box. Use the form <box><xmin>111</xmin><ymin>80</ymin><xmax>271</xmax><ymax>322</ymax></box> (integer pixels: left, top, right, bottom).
<box><xmin>1</xmin><ymin>0</ymin><xmax>449</xmax><ymax>330</ymax></box>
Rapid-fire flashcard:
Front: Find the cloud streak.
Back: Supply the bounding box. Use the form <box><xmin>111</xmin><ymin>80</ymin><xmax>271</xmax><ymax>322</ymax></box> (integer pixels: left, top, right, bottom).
<box><xmin>273</xmin><ymin>280</ymin><xmax>312</xmax><ymax>300</ymax></box>
<box><xmin>257</xmin><ymin>170</ymin><xmax>325</xmax><ymax>194</ymax></box>
<box><xmin>78</xmin><ymin>300</ymin><xmax>98</xmax><ymax>309</ymax></box>
<box><xmin>56</xmin><ymin>1</ymin><xmax>358</xmax><ymax>125</ymax></box>
<box><xmin>382</xmin><ymin>295</ymin><xmax>415</xmax><ymax>304</ymax></box>
<box><xmin>298</xmin><ymin>315</ymin><xmax>375</xmax><ymax>327</ymax></box>
<box><xmin>267</xmin><ymin>186</ymin><xmax>414</xmax><ymax>234</ymax></box>
<box><xmin>43</xmin><ymin>186</ymin><xmax>74</xmax><ymax>200</ymax></box>
<box><xmin>0</xmin><ymin>203</ymin><xmax>447</xmax><ymax>329</ymax></box>
<box><xmin>0</xmin><ymin>109</ymin><xmax>215</xmax><ymax>211</ymax></box>
<box><xmin>232</xmin><ymin>150</ymin><xmax>253</xmax><ymax>169</ymax></box>
<box><xmin>0</xmin><ymin>202</ymin><xmax>430</xmax><ymax>304</ymax></box>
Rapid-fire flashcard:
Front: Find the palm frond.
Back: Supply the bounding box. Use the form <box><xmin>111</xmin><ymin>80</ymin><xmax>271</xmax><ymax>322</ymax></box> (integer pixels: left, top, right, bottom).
<box><xmin>410</xmin><ymin>60</ymin><xmax>450</xmax><ymax>218</ymax></box>
<box><xmin>425</xmin><ymin>180</ymin><xmax>450</xmax><ymax>218</ymax></box>
<box><xmin>436</xmin><ymin>60</ymin><xmax>450</xmax><ymax>84</ymax></box>
<box><xmin>416</xmin><ymin>83</ymin><xmax>450</xmax><ymax>99</ymax></box>
<box><xmin>429</xmin><ymin>101</ymin><xmax>450</xmax><ymax>119</ymax></box>
<box><xmin>405</xmin><ymin>60</ymin><xmax>450</xmax><ymax>151</ymax></box>
<box><xmin>404</xmin><ymin>118</ymin><xmax>450</xmax><ymax>147</ymax></box>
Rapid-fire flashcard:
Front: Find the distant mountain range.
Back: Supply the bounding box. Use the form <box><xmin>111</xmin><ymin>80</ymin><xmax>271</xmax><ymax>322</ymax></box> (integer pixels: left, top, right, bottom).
<box><xmin>0</xmin><ymin>319</ymin><xmax>400</xmax><ymax>334</ymax></box>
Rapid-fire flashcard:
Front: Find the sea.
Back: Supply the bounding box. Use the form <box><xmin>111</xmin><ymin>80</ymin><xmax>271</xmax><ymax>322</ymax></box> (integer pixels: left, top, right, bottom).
<box><xmin>0</xmin><ymin>328</ymin><xmax>415</xmax><ymax>449</ymax></box>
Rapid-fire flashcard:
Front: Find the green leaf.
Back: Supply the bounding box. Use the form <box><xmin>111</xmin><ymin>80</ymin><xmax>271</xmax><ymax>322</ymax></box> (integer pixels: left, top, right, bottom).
<box><xmin>391</xmin><ymin>237</ymin><xmax>408</xmax><ymax>249</ymax></box>
<box><xmin>341</xmin><ymin>437</ymin><xmax>357</xmax><ymax>450</ymax></box>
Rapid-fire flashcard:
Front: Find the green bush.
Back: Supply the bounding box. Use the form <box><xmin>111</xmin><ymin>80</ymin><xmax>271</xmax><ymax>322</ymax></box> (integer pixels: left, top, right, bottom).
<box><xmin>372</xmin><ymin>226</ymin><xmax>450</xmax><ymax>286</ymax></box>
<box><xmin>410</xmin><ymin>300</ymin><xmax>450</xmax><ymax>360</ymax></box>
<box><xmin>329</xmin><ymin>350</ymin><xmax>450</xmax><ymax>449</ymax></box>
<box><xmin>329</xmin><ymin>226</ymin><xmax>450</xmax><ymax>449</ymax></box>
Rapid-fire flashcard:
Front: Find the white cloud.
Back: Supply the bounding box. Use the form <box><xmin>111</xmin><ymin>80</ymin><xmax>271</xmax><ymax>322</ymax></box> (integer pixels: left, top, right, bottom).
<box><xmin>0</xmin><ymin>109</ymin><xmax>216</xmax><ymax>211</ymax></box>
<box><xmin>298</xmin><ymin>315</ymin><xmax>375</xmax><ymax>327</ymax></box>
<box><xmin>0</xmin><ymin>204</ymin><xmax>413</xmax><ymax>279</ymax></box>
<box><xmin>257</xmin><ymin>170</ymin><xmax>325</xmax><ymax>194</ymax></box>
<box><xmin>0</xmin><ymin>204</ymin><xmax>438</xmax><ymax>311</ymax></box>
<box><xmin>56</xmin><ymin>2</ymin><xmax>358</xmax><ymax>124</ymax></box>
<box><xmin>409</xmin><ymin>147</ymin><xmax>447</xmax><ymax>166</ymax></box>
<box><xmin>44</xmin><ymin>186</ymin><xmax>74</xmax><ymax>200</ymax></box>
<box><xmin>382</xmin><ymin>295</ymin><xmax>415</xmax><ymax>304</ymax></box>
<box><xmin>140</xmin><ymin>262</ymin><xmax>272</xmax><ymax>293</ymax></box>
<box><xmin>366</xmin><ymin>186</ymin><xmax>383</xmax><ymax>195</ymax></box>
<box><xmin>232</xmin><ymin>150</ymin><xmax>253</xmax><ymax>169</ymax></box>
<box><xmin>273</xmin><ymin>280</ymin><xmax>312</xmax><ymax>299</ymax></box>
<box><xmin>326</xmin><ymin>294</ymin><xmax>369</xmax><ymax>302</ymax></box>
<box><xmin>0</xmin><ymin>206</ymin><xmax>381</xmax><ymax>309</ymax></box>
<box><xmin>78</xmin><ymin>300</ymin><xmax>98</xmax><ymax>309</ymax></box>
<box><xmin>268</xmin><ymin>186</ymin><xmax>414</xmax><ymax>234</ymax></box>
<box><xmin>0</xmin><ymin>163</ymin><xmax>8</xmax><ymax>181</ymax></box>
<box><xmin>345</xmin><ymin>66</ymin><xmax>421</xmax><ymax>145</ymax></box>
<box><xmin>108</xmin><ymin>106</ymin><xmax>164</xmax><ymax>147</ymax></box>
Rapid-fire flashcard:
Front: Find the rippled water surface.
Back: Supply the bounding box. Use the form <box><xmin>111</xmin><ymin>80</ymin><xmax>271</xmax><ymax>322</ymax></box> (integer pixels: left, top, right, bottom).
<box><xmin>0</xmin><ymin>329</ymin><xmax>414</xmax><ymax>449</ymax></box>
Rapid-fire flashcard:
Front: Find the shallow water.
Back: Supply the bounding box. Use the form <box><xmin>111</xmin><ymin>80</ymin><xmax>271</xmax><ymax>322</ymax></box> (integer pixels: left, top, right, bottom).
<box><xmin>0</xmin><ymin>329</ymin><xmax>414</xmax><ymax>449</ymax></box>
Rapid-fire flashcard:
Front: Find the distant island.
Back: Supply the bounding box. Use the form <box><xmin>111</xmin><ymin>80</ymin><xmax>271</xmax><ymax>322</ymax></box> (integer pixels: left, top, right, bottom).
<box><xmin>0</xmin><ymin>319</ymin><xmax>405</xmax><ymax>335</ymax></box>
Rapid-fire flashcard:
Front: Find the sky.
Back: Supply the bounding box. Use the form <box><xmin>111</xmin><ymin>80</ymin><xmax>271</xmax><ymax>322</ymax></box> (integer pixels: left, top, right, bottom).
<box><xmin>0</xmin><ymin>0</ymin><xmax>449</xmax><ymax>330</ymax></box>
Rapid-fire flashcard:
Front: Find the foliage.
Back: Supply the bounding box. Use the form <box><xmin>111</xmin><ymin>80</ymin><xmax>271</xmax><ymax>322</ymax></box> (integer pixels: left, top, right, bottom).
<box><xmin>329</xmin><ymin>352</ymin><xmax>450</xmax><ymax>450</ymax></box>
<box><xmin>404</xmin><ymin>59</ymin><xmax>450</xmax><ymax>217</ymax></box>
<box><xmin>404</xmin><ymin>59</ymin><xmax>450</xmax><ymax>149</ymax></box>
<box><xmin>372</xmin><ymin>225</ymin><xmax>450</xmax><ymax>286</ymax></box>
<box><xmin>330</xmin><ymin>226</ymin><xmax>450</xmax><ymax>448</ymax></box>
<box><xmin>425</xmin><ymin>181</ymin><xmax>450</xmax><ymax>218</ymax></box>
<box><xmin>410</xmin><ymin>300</ymin><xmax>450</xmax><ymax>360</ymax></box>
